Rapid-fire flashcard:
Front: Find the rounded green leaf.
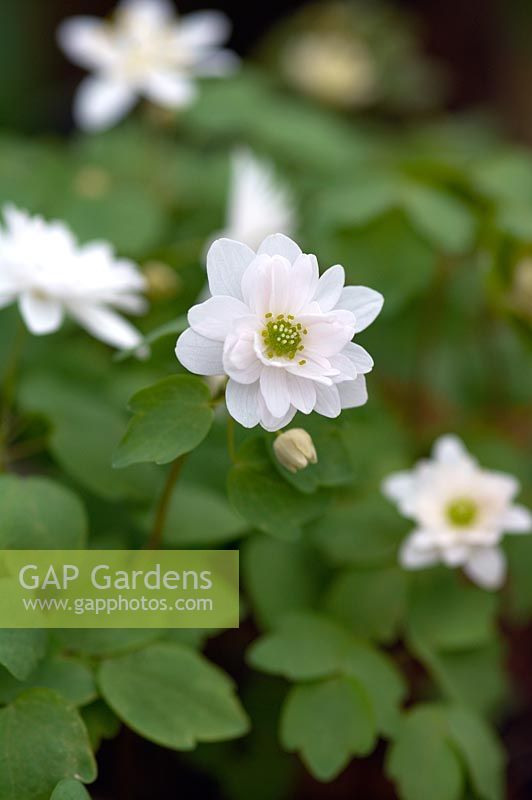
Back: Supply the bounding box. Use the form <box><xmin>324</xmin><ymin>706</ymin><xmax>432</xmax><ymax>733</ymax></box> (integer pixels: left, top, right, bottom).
<box><xmin>113</xmin><ymin>376</ymin><xmax>214</xmax><ymax>467</ymax></box>
<box><xmin>0</xmin><ymin>656</ymin><xmax>96</xmax><ymax>707</ymax></box>
<box><xmin>98</xmin><ymin>642</ymin><xmax>249</xmax><ymax>750</ymax></box>
<box><xmin>445</xmin><ymin>706</ymin><xmax>505</xmax><ymax>800</ymax></box>
<box><xmin>0</xmin><ymin>688</ymin><xmax>96</xmax><ymax>800</ymax></box>
<box><xmin>50</xmin><ymin>779</ymin><xmax>92</xmax><ymax>800</ymax></box>
<box><xmin>0</xmin><ymin>629</ymin><xmax>47</xmax><ymax>680</ymax></box>
<box><xmin>281</xmin><ymin>677</ymin><xmax>376</xmax><ymax>782</ymax></box>
<box><xmin>0</xmin><ymin>475</ymin><xmax>87</xmax><ymax>549</ymax></box>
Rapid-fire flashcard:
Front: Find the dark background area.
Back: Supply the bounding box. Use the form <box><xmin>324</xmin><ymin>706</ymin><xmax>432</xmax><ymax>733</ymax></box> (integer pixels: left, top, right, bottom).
<box><xmin>4</xmin><ymin>0</ymin><xmax>532</xmax><ymax>141</ymax></box>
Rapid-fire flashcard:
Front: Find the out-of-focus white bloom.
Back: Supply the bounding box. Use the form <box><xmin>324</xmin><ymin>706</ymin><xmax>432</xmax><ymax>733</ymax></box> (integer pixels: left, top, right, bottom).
<box><xmin>282</xmin><ymin>32</ymin><xmax>377</xmax><ymax>108</ymax></box>
<box><xmin>222</xmin><ymin>149</ymin><xmax>297</xmax><ymax>251</ymax></box>
<box><xmin>274</xmin><ymin>428</ymin><xmax>318</xmax><ymax>473</ymax></box>
<box><xmin>382</xmin><ymin>434</ymin><xmax>532</xmax><ymax>590</ymax></box>
<box><xmin>0</xmin><ymin>205</ymin><xmax>147</xmax><ymax>350</ymax></box>
<box><xmin>58</xmin><ymin>0</ymin><xmax>238</xmax><ymax>131</ymax></box>
<box><xmin>176</xmin><ymin>233</ymin><xmax>383</xmax><ymax>431</ymax></box>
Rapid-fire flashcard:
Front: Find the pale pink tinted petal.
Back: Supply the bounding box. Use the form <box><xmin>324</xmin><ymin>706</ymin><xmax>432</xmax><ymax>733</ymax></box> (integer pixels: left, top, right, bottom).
<box><xmin>188</xmin><ymin>295</ymin><xmax>248</xmax><ymax>341</ymax></box>
<box><xmin>241</xmin><ymin>254</ymin><xmax>292</xmax><ymax>316</ymax></box>
<box><xmin>225</xmin><ymin>379</ymin><xmax>261</xmax><ymax>428</ymax></box>
<box><xmin>286</xmin><ymin>373</ymin><xmax>316</xmax><ymax>414</ymax></box>
<box><xmin>342</xmin><ymin>341</ymin><xmax>374</xmax><ymax>374</ymax></box>
<box><xmin>303</xmin><ymin>310</ymin><xmax>356</xmax><ymax>357</ymax></box>
<box><xmin>207</xmin><ymin>238</ymin><xmax>256</xmax><ymax>300</ymax></box>
<box><xmin>338</xmin><ymin>286</ymin><xmax>384</xmax><ymax>332</ymax></box>
<box><xmin>502</xmin><ymin>504</ymin><xmax>532</xmax><ymax>533</ymax></box>
<box><xmin>313</xmin><ymin>383</ymin><xmax>341</xmax><ymax>418</ymax></box>
<box><xmin>290</xmin><ymin>254</ymin><xmax>319</xmax><ymax>312</ymax></box>
<box><xmin>260</xmin><ymin>366</ymin><xmax>291</xmax><ymax>418</ymax></box>
<box><xmin>19</xmin><ymin>292</ymin><xmax>64</xmax><ymax>335</ymax></box>
<box><xmin>463</xmin><ymin>547</ymin><xmax>506</xmax><ymax>590</ymax></box>
<box><xmin>144</xmin><ymin>73</ymin><xmax>196</xmax><ymax>108</ymax></box>
<box><xmin>223</xmin><ymin>332</ymin><xmax>262</xmax><ymax>384</ymax></box>
<box><xmin>329</xmin><ymin>352</ymin><xmax>357</xmax><ymax>381</ymax></box>
<box><xmin>257</xmin><ymin>233</ymin><xmax>302</xmax><ymax>263</ymax></box>
<box><xmin>337</xmin><ymin>375</ymin><xmax>368</xmax><ymax>408</ymax></box>
<box><xmin>73</xmin><ymin>77</ymin><xmax>136</xmax><ymax>131</ymax></box>
<box><xmin>175</xmin><ymin>328</ymin><xmax>224</xmax><ymax>375</ymax></box>
<box><xmin>313</xmin><ymin>264</ymin><xmax>345</xmax><ymax>312</ymax></box>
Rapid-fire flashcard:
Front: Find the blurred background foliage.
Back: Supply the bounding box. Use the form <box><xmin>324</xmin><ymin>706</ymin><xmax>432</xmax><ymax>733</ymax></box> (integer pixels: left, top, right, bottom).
<box><xmin>0</xmin><ymin>1</ymin><xmax>532</xmax><ymax>800</ymax></box>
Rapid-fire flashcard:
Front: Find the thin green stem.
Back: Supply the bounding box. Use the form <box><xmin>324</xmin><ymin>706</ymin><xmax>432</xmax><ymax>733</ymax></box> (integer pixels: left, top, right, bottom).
<box><xmin>146</xmin><ymin>455</ymin><xmax>187</xmax><ymax>550</ymax></box>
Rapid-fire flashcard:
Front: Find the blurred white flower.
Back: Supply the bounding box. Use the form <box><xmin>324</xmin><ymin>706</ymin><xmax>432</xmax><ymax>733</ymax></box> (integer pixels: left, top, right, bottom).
<box><xmin>58</xmin><ymin>0</ymin><xmax>238</xmax><ymax>131</ymax></box>
<box><xmin>222</xmin><ymin>149</ymin><xmax>297</xmax><ymax>251</ymax></box>
<box><xmin>176</xmin><ymin>233</ymin><xmax>383</xmax><ymax>431</ymax></box>
<box><xmin>0</xmin><ymin>205</ymin><xmax>147</xmax><ymax>350</ymax></box>
<box><xmin>382</xmin><ymin>434</ymin><xmax>532</xmax><ymax>590</ymax></box>
<box><xmin>282</xmin><ymin>32</ymin><xmax>377</xmax><ymax>109</ymax></box>
<box><xmin>273</xmin><ymin>428</ymin><xmax>318</xmax><ymax>473</ymax></box>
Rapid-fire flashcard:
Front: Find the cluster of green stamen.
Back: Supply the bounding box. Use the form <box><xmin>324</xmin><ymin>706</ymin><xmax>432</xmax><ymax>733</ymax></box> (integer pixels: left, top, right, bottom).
<box><xmin>446</xmin><ymin>497</ymin><xmax>478</xmax><ymax>527</ymax></box>
<box><xmin>261</xmin><ymin>313</ymin><xmax>307</xmax><ymax>365</ymax></box>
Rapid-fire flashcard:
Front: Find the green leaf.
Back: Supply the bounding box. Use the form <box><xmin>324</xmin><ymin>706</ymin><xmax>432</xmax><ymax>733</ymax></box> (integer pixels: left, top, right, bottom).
<box><xmin>98</xmin><ymin>642</ymin><xmax>249</xmax><ymax>749</ymax></box>
<box><xmin>0</xmin><ymin>475</ymin><xmax>87</xmax><ymax>549</ymax></box>
<box><xmin>281</xmin><ymin>677</ymin><xmax>376</xmax><ymax>781</ymax></box>
<box><xmin>243</xmin><ymin>534</ymin><xmax>329</xmax><ymax>629</ymax></box>
<box><xmin>325</xmin><ymin>565</ymin><xmax>406</xmax><ymax>643</ymax></box>
<box><xmin>161</xmin><ymin>482</ymin><xmax>248</xmax><ymax>547</ymax></box>
<box><xmin>50</xmin><ymin>779</ymin><xmax>91</xmax><ymax>800</ymax></box>
<box><xmin>445</xmin><ymin>706</ymin><xmax>505</xmax><ymax>800</ymax></box>
<box><xmin>387</xmin><ymin>706</ymin><xmax>464</xmax><ymax>800</ymax></box>
<box><xmin>53</xmin><ymin>628</ymin><xmax>161</xmax><ymax>658</ymax></box>
<box><xmin>407</xmin><ymin>569</ymin><xmax>497</xmax><ymax>651</ymax></box>
<box><xmin>0</xmin><ymin>688</ymin><xmax>96</xmax><ymax>800</ymax></box>
<box><xmin>401</xmin><ymin>183</ymin><xmax>476</xmax><ymax>253</ymax></box>
<box><xmin>0</xmin><ymin>629</ymin><xmax>47</xmax><ymax>680</ymax></box>
<box><xmin>0</xmin><ymin>656</ymin><xmax>96</xmax><ymax>707</ymax></box>
<box><xmin>81</xmin><ymin>701</ymin><xmax>121</xmax><ymax>752</ymax></box>
<box><xmin>113</xmin><ymin>376</ymin><xmax>214</xmax><ymax>467</ymax></box>
<box><xmin>228</xmin><ymin>438</ymin><xmax>326</xmax><ymax>541</ymax></box>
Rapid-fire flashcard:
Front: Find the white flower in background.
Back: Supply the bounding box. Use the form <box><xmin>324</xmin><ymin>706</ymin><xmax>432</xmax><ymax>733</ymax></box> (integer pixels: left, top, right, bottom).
<box><xmin>222</xmin><ymin>149</ymin><xmax>297</xmax><ymax>251</ymax></box>
<box><xmin>57</xmin><ymin>0</ymin><xmax>238</xmax><ymax>131</ymax></box>
<box><xmin>176</xmin><ymin>233</ymin><xmax>383</xmax><ymax>431</ymax></box>
<box><xmin>382</xmin><ymin>435</ymin><xmax>532</xmax><ymax>590</ymax></box>
<box><xmin>282</xmin><ymin>32</ymin><xmax>377</xmax><ymax>109</ymax></box>
<box><xmin>274</xmin><ymin>428</ymin><xmax>318</xmax><ymax>473</ymax></box>
<box><xmin>0</xmin><ymin>205</ymin><xmax>147</xmax><ymax>350</ymax></box>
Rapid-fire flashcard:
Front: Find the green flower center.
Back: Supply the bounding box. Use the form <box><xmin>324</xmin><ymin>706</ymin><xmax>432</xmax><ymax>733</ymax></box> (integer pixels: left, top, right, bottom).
<box><xmin>446</xmin><ymin>497</ymin><xmax>478</xmax><ymax>527</ymax></box>
<box><xmin>261</xmin><ymin>313</ymin><xmax>307</xmax><ymax>364</ymax></box>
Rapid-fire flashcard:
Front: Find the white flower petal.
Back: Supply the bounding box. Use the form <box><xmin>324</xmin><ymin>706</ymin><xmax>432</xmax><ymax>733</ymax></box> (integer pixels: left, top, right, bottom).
<box><xmin>73</xmin><ymin>77</ymin><xmax>136</xmax><ymax>132</ymax></box>
<box><xmin>313</xmin><ymin>264</ymin><xmax>345</xmax><ymax>312</ymax></box>
<box><xmin>502</xmin><ymin>504</ymin><xmax>532</xmax><ymax>533</ymax></box>
<box><xmin>0</xmin><ymin>294</ymin><xmax>16</xmax><ymax>310</ymax></box>
<box><xmin>302</xmin><ymin>310</ymin><xmax>356</xmax><ymax>357</ymax></box>
<box><xmin>290</xmin><ymin>254</ymin><xmax>319</xmax><ymax>313</ymax></box>
<box><xmin>258</xmin><ymin>398</ymin><xmax>296</xmax><ymax>432</ymax></box>
<box><xmin>441</xmin><ymin>545</ymin><xmax>470</xmax><ymax>566</ymax></box>
<box><xmin>175</xmin><ymin>328</ymin><xmax>224</xmax><ymax>375</ymax></box>
<box><xmin>432</xmin><ymin>434</ymin><xmax>472</xmax><ymax>465</ymax></box>
<box><xmin>118</xmin><ymin>0</ymin><xmax>174</xmax><ymax>30</ymax></box>
<box><xmin>382</xmin><ymin>471</ymin><xmax>416</xmax><ymax>504</ymax></box>
<box><xmin>337</xmin><ymin>375</ymin><xmax>368</xmax><ymax>409</ymax></box>
<box><xmin>260</xmin><ymin>366</ymin><xmax>291</xmax><ymax>418</ymax></box>
<box><xmin>337</xmin><ymin>286</ymin><xmax>384</xmax><ymax>332</ymax></box>
<box><xmin>144</xmin><ymin>72</ymin><xmax>196</xmax><ymax>108</ymax></box>
<box><xmin>342</xmin><ymin>341</ymin><xmax>374</xmax><ymax>374</ymax></box>
<box><xmin>286</xmin><ymin>374</ymin><xmax>316</xmax><ymax>414</ymax></box>
<box><xmin>69</xmin><ymin>303</ymin><xmax>142</xmax><ymax>349</ymax></box>
<box><xmin>257</xmin><ymin>234</ymin><xmax>302</xmax><ymax>264</ymax></box>
<box><xmin>399</xmin><ymin>534</ymin><xmax>439</xmax><ymax>569</ymax></box>
<box><xmin>19</xmin><ymin>292</ymin><xmax>64</xmax><ymax>335</ymax></box>
<box><xmin>313</xmin><ymin>383</ymin><xmax>341</xmax><ymax>418</ymax></box>
<box><xmin>177</xmin><ymin>10</ymin><xmax>232</xmax><ymax>49</ymax></box>
<box><xmin>225</xmin><ymin>379</ymin><xmax>261</xmax><ymax>428</ymax></box>
<box><xmin>241</xmin><ymin>254</ymin><xmax>292</xmax><ymax>316</ymax></box>
<box><xmin>206</xmin><ymin>238</ymin><xmax>256</xmax><ymax>300</ymax></box>
<box><xmin>188</xmin><ymin>295</ymin><xmax>249</xmax><ymax>342</ymax></box>
<box><xmin>57</xmin><ymin>17</ymin><xmax>115</xmax><ymax>70</ymax></box>
<box><xmin>463</xmin><ymin>547</ymin><xmax>506</xmax><ymax>590</ymax></box>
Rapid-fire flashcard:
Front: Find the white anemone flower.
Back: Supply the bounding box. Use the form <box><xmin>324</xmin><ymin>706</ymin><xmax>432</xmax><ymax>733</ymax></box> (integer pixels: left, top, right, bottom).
<box><xmin>176</xmin><ymin>233</ymin><xmax>383</xmax><ymax>431</ymax></box>
<box><xmin>222</xmin><ymin>149</ymin><xmax>297</xmax><ymax>250</ymax></box>
<box><xmin>57</xmin><ymin>0</ymin><xmax>238</xmax><ymax>131</ymax></box>
<box><xmin>0</xmin><ymin>205</ymin><xmax>147</xmax><ymax>350</ymax></box>
<box><xmin>382</xmin><ymin>434</ymin><xmax>532</xmax><ymax>590</ymax></box>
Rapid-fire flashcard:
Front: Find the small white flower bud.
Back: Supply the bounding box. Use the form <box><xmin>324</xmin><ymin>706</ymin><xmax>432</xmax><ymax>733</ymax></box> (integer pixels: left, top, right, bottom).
<box><xmin>273</xmin><ymin>428</ymin><xmax>318</xmax><ymax>473</ymax></box>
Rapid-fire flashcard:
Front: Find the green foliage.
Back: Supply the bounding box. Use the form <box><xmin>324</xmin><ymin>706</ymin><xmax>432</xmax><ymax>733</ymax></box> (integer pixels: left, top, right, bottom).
<box><xmin>113</xmin><ymin>375</ymin><xmax>214</xmax><ymax>467</ymax></box>
<box><xmin>0</xmin><ymin>629</ymin><xmax>47</xmax><ymax>680</ymax></box>
<box><xmin>0</xmin><ymin>689</ymin><xmax>96</xmax><ymax>800</ymax></box>
<box><xmin>50</xmin><ymin>780</ymin><xmax>92</xmax><ymax>800</ymax></box>
<box><xmin>98</xmin><ymin>642</ymin><xmax>249</xmax><ymax>750</ymax></box>
<box><xmin>0</xmin><ymin>657</ymin><xmax>96</xmax><ymax>707</ymax></box>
